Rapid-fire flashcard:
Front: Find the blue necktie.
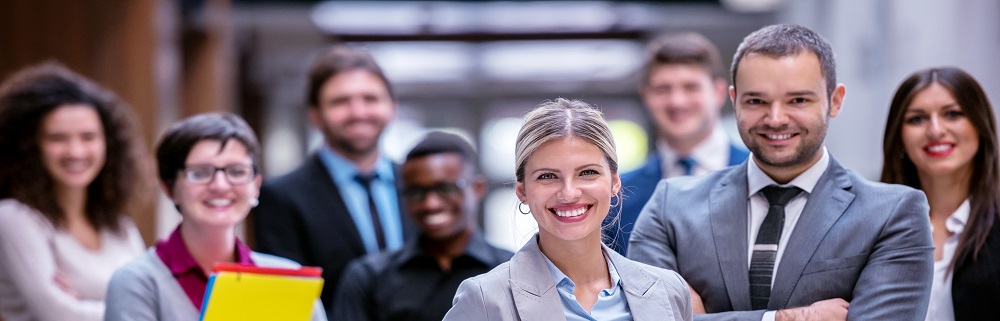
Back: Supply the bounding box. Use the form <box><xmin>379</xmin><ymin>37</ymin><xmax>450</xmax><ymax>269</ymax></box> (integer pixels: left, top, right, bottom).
<box><xmin>678</xmin><ymin>157</ymin><xmax>697</xmax><ymax>176</ymax></box>
<box><xmin>355</xmin><ymin>173</ymin><xmax>386</xmax><ymax>250</ymax></box>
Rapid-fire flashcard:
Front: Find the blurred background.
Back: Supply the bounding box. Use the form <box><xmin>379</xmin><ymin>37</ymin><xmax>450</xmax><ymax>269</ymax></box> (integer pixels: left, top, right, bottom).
<box><xmin>2</xmin><ymin>0</ymin><xmax>997</xmax><ymax>251</ymax></box>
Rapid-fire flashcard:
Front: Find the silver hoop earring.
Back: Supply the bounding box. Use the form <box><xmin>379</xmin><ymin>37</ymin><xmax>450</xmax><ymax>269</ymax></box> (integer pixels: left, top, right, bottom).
<box><xmin>518</xmin><ymin>202</ymin><xmax>530</xmax><ymax>215</ymax></box>
<box><xmin>610</xmin><ymin>196</ymin><xmax>621</xmax><ymax>208</ymax></box>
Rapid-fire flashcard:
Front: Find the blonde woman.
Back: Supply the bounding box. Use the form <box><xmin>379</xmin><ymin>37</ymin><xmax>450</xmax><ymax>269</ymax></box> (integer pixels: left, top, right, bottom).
<box><xmin>443</xmin><ymin>98</ymin><xmax>692</xmax><ymax>321</ymax></box>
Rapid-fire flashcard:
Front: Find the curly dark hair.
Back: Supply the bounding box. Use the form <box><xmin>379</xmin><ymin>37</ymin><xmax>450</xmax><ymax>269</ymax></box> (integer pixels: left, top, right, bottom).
<box><xmin>0</xmin><ymin>62</ymin><xmax>152</xmax><ymax>233</ymax></box>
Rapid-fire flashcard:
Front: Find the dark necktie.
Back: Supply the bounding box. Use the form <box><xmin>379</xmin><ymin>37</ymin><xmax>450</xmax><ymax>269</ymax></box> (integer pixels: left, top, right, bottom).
<box><xmin>355</xmin><ymin>173</ymin><xmax>386</xmax><ymax>250</ymax></box>
<box><xmin>749</xmin><ymin>185</ymin><xmax>802</xmax><ymax>310</ymax></box>
<box><xmin>678</xmin><ymin>157</ymin><xmax>696</xmax><ymax>176</ymax></box>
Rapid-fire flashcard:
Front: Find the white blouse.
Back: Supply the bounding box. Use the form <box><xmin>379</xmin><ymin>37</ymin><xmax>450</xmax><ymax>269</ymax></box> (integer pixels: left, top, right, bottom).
<box><xmin>0</xmin><ymin>199</ymin><xmax>145</xmax><ymax>321</ymax></box>
<box><xmin>925</xmin><ymin>198</ymin><xmax>970</xmax><ymax>321</ymax></box>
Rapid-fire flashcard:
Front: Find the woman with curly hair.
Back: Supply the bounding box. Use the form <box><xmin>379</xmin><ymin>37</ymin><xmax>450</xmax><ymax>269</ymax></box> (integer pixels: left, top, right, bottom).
<box><xmin>0</xmin><ymin>63</ymin><xmax>152</xmax><ymax>321</ymax></box>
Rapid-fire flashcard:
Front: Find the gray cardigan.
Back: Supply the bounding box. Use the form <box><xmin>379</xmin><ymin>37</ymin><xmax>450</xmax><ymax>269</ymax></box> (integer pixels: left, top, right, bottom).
<box><xmin>104</xmin><ymin>250</ymin><xmax>327</xmax><ymax>321</ymax></box>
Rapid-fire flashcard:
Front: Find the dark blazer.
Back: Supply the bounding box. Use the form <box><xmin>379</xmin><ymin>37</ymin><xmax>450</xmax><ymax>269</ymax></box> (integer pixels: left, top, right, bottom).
<box><xmin>628</xmin><ymin>156</ymin><xmax>934</xmax><ymax>321</ymax></box>
<box><xmin>251</xmin><ymin>154</ymin><xmax>417</xmax><ymax>317</ymax></box>
<box><xmin>605</xmin><ymin>144</ymin><xmax>748</xmax><ymax>254</ymax></box>
<box><xmin>952</xmin><ymin>220</ymin><xmax>1000</xmax><ymax>320</ymax></box>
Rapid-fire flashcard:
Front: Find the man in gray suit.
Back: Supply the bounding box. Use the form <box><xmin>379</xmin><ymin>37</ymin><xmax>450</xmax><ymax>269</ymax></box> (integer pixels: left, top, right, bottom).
<box><xmin>628</xmin><ymin>24</ymin><xmax>934</xmax><ymax>321</ymax></box>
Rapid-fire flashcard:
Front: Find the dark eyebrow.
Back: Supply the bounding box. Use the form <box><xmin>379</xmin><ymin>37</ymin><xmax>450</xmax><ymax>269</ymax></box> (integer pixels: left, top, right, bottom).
<box><xmin>787</xmin><ymin>90</ymin><xmax>819</xmax><ymax>97</ymax></box>
<box><xmin>740</xmin><ymin>91</ymin><xmax>767</xmax><ymax>98</ymax></box>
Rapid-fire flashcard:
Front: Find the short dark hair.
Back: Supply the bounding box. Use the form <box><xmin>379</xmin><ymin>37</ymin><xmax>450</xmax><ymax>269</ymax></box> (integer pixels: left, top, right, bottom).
<box><xmin>406</xmin><ymin>131</ymin><xmax>480</xmax><ymax>175</ymax></box>
<box><xmin>731</xmin><ymin>24</ymin><xmax>837</xmax><ymax>97</ymax></box>
<box><xmin>156</xmin><ymin>113</ymin><xmax>261</xmax><ymax>191</ymax></box>
<box><xmin>642</xmin><ymin>32</ymin><xmax>724</xmax><ymax>85</ymax></box>
<box><xmin>305</xmin><ymin>45</ymin><xmax>393</xmax><ymax>108</ymax></box>
<box><xmin>880</xmin><ymin>67</ymin><xmax>1000</xmax><ymax>272</ymax></box>
<box><xmin>0</xmin><ymin>62</ymin><xmax>152</xmax><ymax>233</ymax></box>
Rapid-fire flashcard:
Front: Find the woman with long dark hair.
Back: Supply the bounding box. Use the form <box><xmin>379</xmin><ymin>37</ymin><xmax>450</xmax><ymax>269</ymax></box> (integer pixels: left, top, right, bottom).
<box><xmin>881</xmin><ymin>67</ymin><xmax>1000</xmax><ymax>321</ymax></box>
<box><xmin>0</xmin><ymin>63</ymin><xmax>152</xmax><ymax>321</ymax></box>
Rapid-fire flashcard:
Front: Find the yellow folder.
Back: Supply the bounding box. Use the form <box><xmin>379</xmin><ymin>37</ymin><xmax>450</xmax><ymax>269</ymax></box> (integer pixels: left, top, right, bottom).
<box><xmin>199</xmin><ymin>265</ymin><xmax>324</xmax><ymax>321</ymax></box>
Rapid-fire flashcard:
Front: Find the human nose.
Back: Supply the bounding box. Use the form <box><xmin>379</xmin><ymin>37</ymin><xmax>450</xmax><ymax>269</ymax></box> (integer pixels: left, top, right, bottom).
<box><xmin>665</xmin><ymin>90</ymin><xmax>688</xmax><ymax>108</ymax></box>
<box><xmin>207</xmin><ymin>169</ymin><xmax>232</xmax><ymax>189</ymax></box>
<box><xmin>67</xmin><ymin>138</ymin><xmax>87</xmax><ymax>158</ymax></box>
<box><xmin>763</xmin><ymin>103</ymin><xmax>789</xmax><ymax>127</ymax></box>
<box><xmin>557</xmin><ymin>179</ymin><xmax>582</xmax><ymax>202</ymax></box>
<box><xmin>926</xmin><ymin>115</ymin><xmax>944</xmax><ymax>139</ymax></box>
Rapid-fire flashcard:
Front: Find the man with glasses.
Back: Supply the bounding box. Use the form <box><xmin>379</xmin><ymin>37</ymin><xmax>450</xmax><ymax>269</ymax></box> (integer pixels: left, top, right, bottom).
<box><xmin>332</xmin><ymin>131</ymin><xmax>512</xmax><ymax>321</ymax></box>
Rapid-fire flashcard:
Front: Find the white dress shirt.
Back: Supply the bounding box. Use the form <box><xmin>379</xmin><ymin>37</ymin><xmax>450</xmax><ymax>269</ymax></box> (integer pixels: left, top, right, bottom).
<box><xmin>925</xmin><ymin>198</ymin><xmax>969</xmax><ymax>321</ymax></box>
<box><xmin>658</xmin><ymin>123</ymin><xmax>732</xmax><ymax>178</ymax></box>
<box><xmin>746</xmin><ymin>147</ymin><xmax>830</xmax><ymax>321</ymax></box>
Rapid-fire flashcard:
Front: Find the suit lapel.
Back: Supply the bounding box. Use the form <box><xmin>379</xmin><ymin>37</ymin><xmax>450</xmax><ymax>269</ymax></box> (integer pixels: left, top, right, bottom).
<box><xmin>612</xmin><ymin>245</ymin><xmax>672</xmax><ymax>321</ymax></box>
<box><xmin>769</xmin><ymin>158</ymin><xmax>855</xmax><ymax>309</ymax></box>
<box><xmin>509</xmin><ymin>236</ymin><xmax>567</xmax><ymax>321</ymax></box>
<box><xmin>710</xmin><ymin>162</ymin><xmax>753</xmax><ymax>311</ymax></box>
<box><xmin>307</xmin><ymin>155</ymin><xmax>368</xmax><ymax>256</ymax></box>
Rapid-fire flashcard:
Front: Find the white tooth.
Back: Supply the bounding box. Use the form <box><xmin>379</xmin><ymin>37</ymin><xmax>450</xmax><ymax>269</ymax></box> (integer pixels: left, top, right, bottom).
<box><xmin>208</xmin><ymin>199</ymin><xmax>232</xmax><ymax>206</ymax></box>
<box><xmin>928</xmin><ymin>145</ymin><xmax>951</xmax><ymax>153</ymax></box>
<box><xmin>425</xmin><ymin>213</ymin><xmax>450</xmax><ymax>225</ymax></box>
<box><xmin>555</xmin><ymin>207</ymin><xmax>586</xmax><ymax>217</ymax></box>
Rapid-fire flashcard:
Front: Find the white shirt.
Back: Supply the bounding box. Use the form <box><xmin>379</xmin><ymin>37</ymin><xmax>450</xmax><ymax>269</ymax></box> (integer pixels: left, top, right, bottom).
<box><xmin>658</xmin><ymin>123</ymin><xmax>732</xmax><ymax>178</ymax></box>
<box><xmin>746</xmin><ymin>148</ymin><xmax>830</xmax><ymax>321</ymax></box>
<box><xmin>0</xmin><ymin>199</ymin><xmax>145</xmax><ymax>321</ymax></box>
<box><xmin>925</xmin><ymin>199</ymin><xmax>969</xmax><ymax>321</ymax></box>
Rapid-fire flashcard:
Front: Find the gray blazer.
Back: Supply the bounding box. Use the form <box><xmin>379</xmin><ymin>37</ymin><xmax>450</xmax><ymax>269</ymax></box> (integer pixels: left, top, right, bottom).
<box><xmin>628</xmin><ymin>157</ymin><xmax>934</xmax><ymax>321</ymax></box>
<box><xmin>443</xmin><ymin>235</ymin><xmax>693</xmax><ymax>321</ymax></box>
<box><xmin>104</xmin><ymin>250</ymin><xmax>326</xmax><ymax>321</ymax></box>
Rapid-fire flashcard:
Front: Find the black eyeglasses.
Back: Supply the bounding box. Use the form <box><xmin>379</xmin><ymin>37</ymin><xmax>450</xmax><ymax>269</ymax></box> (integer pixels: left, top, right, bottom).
<box><xmin>181</xmin><ymin>164</ymin><xmax>255</xmax><ymax>185</ymax></box>
<box><xmin>403</xmin><ymin>180</ymin><xmax>468</xmax><ymax>202</ymax></box>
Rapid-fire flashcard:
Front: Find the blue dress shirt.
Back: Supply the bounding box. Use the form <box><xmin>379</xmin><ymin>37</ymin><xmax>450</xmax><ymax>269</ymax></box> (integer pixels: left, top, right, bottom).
<box><xmin>317</xmin><ymin>146</ymin><xmax>403</xmax><ymax>253</ymax></box>
<box><xmin>542</xmin><ymin>251</ymin><xmax>632</xmax><ymax>321</ymax></box>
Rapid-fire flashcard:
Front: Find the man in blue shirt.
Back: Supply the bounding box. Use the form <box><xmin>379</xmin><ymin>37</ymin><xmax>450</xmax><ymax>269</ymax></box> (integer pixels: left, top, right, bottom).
<box><xmin>605</xmin><ymin>32</ymin><xmax>749</xmax><ymax>254</ymax></box>
<box><xmin>252</xmin><ymin>45</ymin><xmax>417</xmax><ymax>317</ymax></box>
<box><xmin>333</xmin><ymin>131</ymin><xmax>512</xmax><ymax>321</ymax></box>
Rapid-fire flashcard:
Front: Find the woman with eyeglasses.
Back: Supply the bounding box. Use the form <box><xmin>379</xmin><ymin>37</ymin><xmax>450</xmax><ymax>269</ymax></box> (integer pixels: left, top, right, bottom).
<box><xmin>0</xmin><ymin>63</ymin><xmax>151</xmax><ymax>321</ymax></box>
<box><xmin>103</xmin><ymin>113</ymin><xmax>326</xmax><ymax>321</ymax></box>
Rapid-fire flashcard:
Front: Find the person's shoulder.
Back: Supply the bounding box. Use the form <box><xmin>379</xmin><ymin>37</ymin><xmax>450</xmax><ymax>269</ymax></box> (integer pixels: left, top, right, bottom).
<box><xmin>627</xmin><ymin>259</ymin><xmax>688</xmax><ymax>292</ymax></box>
<box><xmin>111</xmin><ymin>251</ymin><xmax>163</xmax><ymax>282</ymax></box>
<box><xmin>842</xmin><ymin>168</ymin><xmax>922</xmax><ymax>198</ymax></box>
<box><xmin>345</xmin><ymin>248</ymin><xmax>402</xmax><ymax>275</ymax></box>
<box><xmin>261</xmin><ymin>155</ymin><xmax>324</xmax><ymax>190</ymax></box>
<box><xmin>0</xmin><ymin>199</ymin><xmax>53</xmax><ymax>233</ymax></box>
<box><xmin>465</xmin><ymin>260</ymin><xmax>513</xmax><ymax>289</ymax></box>
<box><xmin>659</xmin><ymin>165</ymin><xmax>733</xmax><ymax>193</ymax></box>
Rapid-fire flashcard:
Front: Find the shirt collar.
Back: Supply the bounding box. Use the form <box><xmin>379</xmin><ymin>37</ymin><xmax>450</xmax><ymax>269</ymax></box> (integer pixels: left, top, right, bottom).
<box><xmin>946</xmin><ymin>198</ymin><xmax>971</xmax><ymax>235</ymax></box>
<box><xmin>398</xmin><ymin>232</ymin><xmax>498</xmax><ymax>268</ymax></box>
<box><xmin>747</xmin><ymin>146</ymin><xmax>830</xmax><ymax>197</ymax></box>
<box><xmin>155</xmin><ymin>225</ymin><xmax>255</xmax><ymax>276</ymax></box>
<box><xmin>657</xmin><ymin>123</ymin><xmax>731</xmax><ymax>173</ymax></box>
<box><xmin>542</xmin><ymin>249</ymin><xmax>622</xmax><ymax>295</ymax></box>
<box><xmin>317</xmin><ymin>144</ymin><xmax>395</xmax><ymax>183</ymax></box>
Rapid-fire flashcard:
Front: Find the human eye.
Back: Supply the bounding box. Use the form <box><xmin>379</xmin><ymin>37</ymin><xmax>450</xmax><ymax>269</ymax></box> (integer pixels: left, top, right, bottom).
<box><xmin>904</xmin><ymin>115</ymin><xmax>926</xmax><ymax>125</ymax></box>
<box><xmin>537</xmin><ymin>172</ymin><xmax>557</xmax><ymax>180</ymax></box>
<box><xmin>225</xmin><ymin>165</ymin><xmax>252</xmax><ymax>178</ymax></box>
<box><xmin>789</xmin><ymin>97</ymin><xmax>810</xmax><ymax>105</ymax></box>
<box><xmin>944</xmin><ymin>109</ymin><xmax>965</xmax><ymax>119</ymax></box>
<box><xmin>186</xmin><ymin>166</ymin><xmax>214</xmax><ymax>181</ymax></box>
<box><xmin>580</xmin><ymin>169</ymin><xmax>600</xmax><ymax>176</ymax></box>
<box><xmin>44</xmin><ymin>133</ymin><xmax>69</xmax><ymax>143</ymax></box>
<box><xmin>744</xmin><ymin>98</ymin><xmax>766</xmax><ymax>105</ymax></box>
